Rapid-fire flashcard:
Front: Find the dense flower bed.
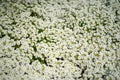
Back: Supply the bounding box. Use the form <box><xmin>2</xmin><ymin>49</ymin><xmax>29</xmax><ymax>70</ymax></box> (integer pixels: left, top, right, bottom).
<box><xmin>0</xmin><ymin>0</ymin><xmax>120</xmax><ymax>80</ymax></box>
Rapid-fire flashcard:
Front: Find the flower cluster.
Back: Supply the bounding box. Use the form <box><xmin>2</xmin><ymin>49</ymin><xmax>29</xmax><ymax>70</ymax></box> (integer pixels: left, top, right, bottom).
<box><xmin>0</xmin><ymin>0</ymin><xmax>120</xmax><ymax>80</ymax></box>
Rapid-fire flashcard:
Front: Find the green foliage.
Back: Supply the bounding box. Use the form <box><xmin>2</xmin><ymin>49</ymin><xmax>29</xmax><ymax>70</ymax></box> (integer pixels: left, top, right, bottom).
<box><xmin>74</xmin><ymin>54</ymin><xmax>79</xmax><ymax>60</ymax></box>
<box><xmin>29</xmin><ymin>54</ymin><xmax>47</xmax><ymax>66</ymax></box>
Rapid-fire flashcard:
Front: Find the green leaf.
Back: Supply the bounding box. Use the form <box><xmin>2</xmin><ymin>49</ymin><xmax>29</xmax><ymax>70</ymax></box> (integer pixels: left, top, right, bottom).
<box><xmin>88</xmin><ymin>50</ymin><xmax>93</xmax><ymax>54</ymax></box>
<box><xmin>74</xmin><ymin>54</ymin><xmax>79</xmax><ymax>60</ymax></box>
<box><xmin>13</xmin><ymin>44</ymin><xmax>21</xmax><ymax>50</ymax></box>
<box><xmin>95</xmin><ymin>54</ymin><xmax>100</xmax><ymax>57</ymax></box>
<box><xmin>38</xmin><ymin>29</ymin><xmax>44</xmax><ymax>33</ymax></box>
<box><xmin>33</xmin><ymin>45</ymin><xmax>37</xmax><ymax>52</ymax></box>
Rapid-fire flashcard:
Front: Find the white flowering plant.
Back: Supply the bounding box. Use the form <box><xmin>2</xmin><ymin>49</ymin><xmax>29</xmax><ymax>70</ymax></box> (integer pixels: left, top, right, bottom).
<box><xmin>0</xmin><ymin>0</ymin><xmax>120</xmax><ymax>80</ymax></box>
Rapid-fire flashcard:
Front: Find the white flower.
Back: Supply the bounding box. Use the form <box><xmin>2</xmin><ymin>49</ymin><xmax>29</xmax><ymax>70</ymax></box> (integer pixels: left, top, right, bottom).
<box><xmin>0</xmin><ymin>0</ymin><xmax>119</xmax><ymax>80</ymax></box>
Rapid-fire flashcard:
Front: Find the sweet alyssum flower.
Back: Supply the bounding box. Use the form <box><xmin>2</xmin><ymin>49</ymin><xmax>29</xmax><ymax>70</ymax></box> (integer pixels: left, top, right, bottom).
<box><xmin>0</xmin><ymin>0</ymin><xmax>120</xmax><ymax>80</ymax></box>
